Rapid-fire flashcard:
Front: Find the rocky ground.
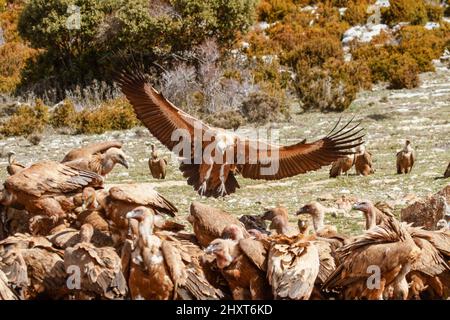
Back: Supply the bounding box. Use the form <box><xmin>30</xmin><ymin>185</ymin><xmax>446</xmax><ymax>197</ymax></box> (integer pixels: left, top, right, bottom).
<box><xmin>0</xmin><ymin>61</ymin><xmax>448</xmax><ymax>235</ymax></box>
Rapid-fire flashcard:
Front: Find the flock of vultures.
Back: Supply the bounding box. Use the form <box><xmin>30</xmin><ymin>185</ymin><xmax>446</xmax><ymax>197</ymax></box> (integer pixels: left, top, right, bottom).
<box><xmin>0</xmin><ymin>69</ymin><xmax>449</xmax><ymax>300</ymax></box>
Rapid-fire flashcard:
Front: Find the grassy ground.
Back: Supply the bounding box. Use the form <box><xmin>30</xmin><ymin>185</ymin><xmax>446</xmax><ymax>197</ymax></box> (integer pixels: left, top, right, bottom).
<box><xmin>0</xmin><ymin>61</ymin><xmax>448</xmax><ymax>235</ymax></box>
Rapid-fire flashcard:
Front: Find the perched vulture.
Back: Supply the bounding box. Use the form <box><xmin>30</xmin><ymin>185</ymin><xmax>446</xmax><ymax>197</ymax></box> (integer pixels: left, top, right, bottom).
<box><xmin>61</xmin><ymin>141</ymin><xmax>123</xmax><ymax>162</ymax></box>
<box><xmin>64</xmin><ymin>224</ymin><xmax>128</xmax><ymax>299</ymax></box>
<box><xmin>205</xmin><ymin>230</ymin><xmax>272</xmax><ymax>300</ymax></box>
<box><xmin>329</xmin><ymin>154</ymin><xmax>355</xmax><ymax>178</ymax></box>
<box><xmin>64</xmin><ymin>147</ymin><xmax>129</xmax><ymax>176</ymax></box>
<box><xmin>90</xmin><ymin>184</ymin><xmax>178</xmax><ymax>245</ymax></box>
<box><xmin>396</xmin><ymin>140</ymin><xmax>415</xmax><ymax>174</ymax></box>
<box><xmin>267</xmin><ymin>234</ymin><xmax>320</xmax><ymax>300</ymax></box>
<box><xmin>126</xmin><ymin>207</ymin><xmax>224</xmax><ymax>300</ymax></box>
<box><xmin>187</xmin><ymin>202</ymin><xmax>248</xmax><ymax>247</ymax></box>
<box><xmin>261</xmin><ymin>206</ymin><xmax>298</xmax><ymax>236</ymax></box>
<box><xmin>117</xmin><ymin>70</ymin><xmax>364</xmax><ymax>197</ymax></box>
<box><xmin>444</xmin><ymin>162</ymin><xmax>450</xmax><ymax>179</ymax></box>
<box><xmin>6</xmin><ymin>152</ymin><xmax>25</xmax><ymax>176</ymax></box>
<box><xmin>76</xmin><ymin>187</ymin><xmax>111</xmax><ymax>235</ymax></box>
<box><xmin>354</xmin><ymin>145</ymin><xmax>374</xmax><ymax>176</ymax></box>
<box><xmin>0</xmin><ymin>233</ymin><xmax>67</xmax><ymax>299</ymax></box>
<box><xmin>0</xmin><ymin>161</ymin><xmax>103</xmax><ymax>234</ymax></box>
<box><xmin>352</xmin><ymin>200</ymin><xmax>395</xmax><ymax>230</ymax></box>
<box><xmin>436</xmin><ymin>219</ymin><xmax>449</xmax><ymax>231</ymax></box>
<box><xmin>149</xmin><ymin>144</ymin><xmax>167</xmax><ymax>179</ymax></box>
<box><xmin>322</xmin><ymin>218</ymin><xmax>421</xmax><ymax>300</ymax></box>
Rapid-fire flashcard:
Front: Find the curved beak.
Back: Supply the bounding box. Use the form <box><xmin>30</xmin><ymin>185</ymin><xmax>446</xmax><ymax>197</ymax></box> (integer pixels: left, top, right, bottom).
<box><xmin>296</xmin><ymin>206</ymin><xmax>307</xmax><ymax>215</ymax></box>
<box><xmin>120</xmin><ymin>158</ymin><xmax>129</xmax><ymax>169</ymax></box>
<box><xmin>204</xmin><ymin>243</ymin><xmax>216</xmax><ymax>254</ymax></box>
<box><xmin>352</xmin><ymin>203</ymin><xmax>362</xmax><ymax>211</ymax></box>
<box><xmin>126</xmin><ymin>210</ymin><xmax>138</xmax><ymax>219</ymax></box>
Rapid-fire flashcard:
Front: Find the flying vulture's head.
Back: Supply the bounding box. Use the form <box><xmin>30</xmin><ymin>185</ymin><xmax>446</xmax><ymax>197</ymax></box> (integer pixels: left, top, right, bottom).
<box><xmin>352</xmin><ymin>200</ymin><xmax>374</xmax><ymax>213</ymax></box>
<box><xmin>221</xmin><ymin>224</ymin><xmax>244</xmax><ymax>241</ymax></box>
<box><xmin>205</xmin><ymin>238</ymin><xmax>237</xmax><ymax>269</ymax></box>
<box><xmin>106</xmin><ymin>148</ymin><xmax>129</xmax><ymax>169</ymax></box>
<box><xmin>80</xmin><ymin>223</ymin><xmax>94</xmax><ymax>243</ymax></box>
<box><xmin>81</xmin><ymin>187</ymin><xmax>98</xmax><ymax>211</ymax></box>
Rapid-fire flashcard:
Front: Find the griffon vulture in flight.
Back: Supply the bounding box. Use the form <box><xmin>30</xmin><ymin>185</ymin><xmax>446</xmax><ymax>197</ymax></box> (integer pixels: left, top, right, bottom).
<box><xmin>117</xmin><ymin>70</ymin><xmax>364</xmax><ymax>197</ymax></box>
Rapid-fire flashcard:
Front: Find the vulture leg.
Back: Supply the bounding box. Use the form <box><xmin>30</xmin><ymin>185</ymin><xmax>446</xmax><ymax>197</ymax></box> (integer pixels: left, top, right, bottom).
<box><xmin>217</xmin><ymin>164</ymin><xmax>227</xmax><ymax>197</ymax></box>
<box><xmin>198</xmin><ymin>163</ymin><xmax>213</xmax><ymax>196</ymax></box>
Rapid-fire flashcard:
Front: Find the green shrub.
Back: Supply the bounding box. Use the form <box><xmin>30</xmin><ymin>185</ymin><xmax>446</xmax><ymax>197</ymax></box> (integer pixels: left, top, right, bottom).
<box><xmin>0</xmin><ymin>99</ymin><xmax>49</xmax><ymax>136</ymax></box>
<box><xmin>425</xmin><ymin>4</ymin><xmax>444</xmax><ymax>22</ymax></box>
<box><xmin>204</xmin><ymin>110</ymin><xmax>245</xmax><ymax>130</ymax></box>
<box><xmin>387</xmin><ymin>53</ymin><xmax>420</xmax><ymax>89</ymax></box>
<box><xmin>240</xmin><ymin>86</ymin><xmax>288</xmax><ymax>123</ymax></box>
<box><xmin>382</xmin><ymin>0</ymin><xmax>428</xmax><ymax>26</ymax></box>
<box><xmin>343</xmin><ymin>1</ymin><xmax>369</xmax><ymax>26</ymax></box>
<box><xmin>50</xmin><ymin>99</ymin><xmax>78</xmax><ymax>128</ymax></box>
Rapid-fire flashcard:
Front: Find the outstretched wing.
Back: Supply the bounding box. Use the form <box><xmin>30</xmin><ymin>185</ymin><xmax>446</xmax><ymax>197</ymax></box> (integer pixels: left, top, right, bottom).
<box><xmin>62</xmin><ymin>141</ymin><xmax>123</xmax><ymax>162</ymax></box>
<box><xmin>116</xmin><ymin>69</ymin><xmax>212</xmax><ymax>151</ymax></box>
<box><xmin>238</xmin><ymin>118</ymin><xmax>364</xmax><ymax>180</ymax></box>
<box><xmin>4</xmin><ymin>161</ymin><xmax>103</xmax><ymax>197</ymax></box>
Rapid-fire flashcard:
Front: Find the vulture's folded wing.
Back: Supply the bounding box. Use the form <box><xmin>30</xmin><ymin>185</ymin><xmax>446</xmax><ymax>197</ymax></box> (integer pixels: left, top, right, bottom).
<box><xmin>239</xmin><ymin>238</ymin><xmax>268</xmax><ymax>272</ymax></box>
<box><xmin>4</xmin><ymin>161</ymin><xmax>103</xmax><ymax>197</ymax></box>
<box><xmin>117</xmin><ymin>70</ymin><xmax>211</xmax><ymax>151</ymax></box>
<box><xmin>108</xmin><ymin>184</ymin><xmax>178</xmax><ymax>216</ymax></box>
<box><xmin>238</xmin><ymin>118</ymin><xmax>364</xmax><ymax>180</ymax></box>
<box><xmin>62</xmin><ymin>141</ymin><xmax>123</xmax><ymax>162</ymax></box>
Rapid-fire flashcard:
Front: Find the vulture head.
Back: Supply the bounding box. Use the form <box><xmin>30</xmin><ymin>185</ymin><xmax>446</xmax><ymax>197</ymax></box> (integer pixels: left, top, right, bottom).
<box><xmin>126</xmin><ymin>206</ymin><xmax>152</xmax><ymax>222</ymax></box>
<box><xmin>0</xmin><ymin>188</ymin><xmax>16</xmax><ymax>206</ymax></box>
<box><xmin>80</xmin><ymin>223</ymin><xmax>94</xmax><ymax>243</ymax></box>
<box><xmin>352</xmin><ymin>200</ymin><xmax>374</xmax><ymax>213</ymax></box>
<box><xmin>221</xmin><ymin>224</ymin><xmax>245</xmax><ymax>241</ymax></box>
<box><xmin>125</xmin><ymin>206</ymin><xmax>165</xmax><ymax>234</ymax></box>
<box><xmin>261</xmin><ymin>206</ymin><xmax>288</xmax><ymax>221</ymax></box>
<box><xmin>297</xmin><ymin>219</ymin><xmax>310</xmax><ymax>234</ymax></box>
<box><xmin>247</xmin><ymin>229</ymin><xmax>267</xmax><ymax>240</ymax></box>
<box><xmin>436</xmin><ymin>219</ymin><xmax>449</xmax><ymax>231</ymax></box>
<box><xmin>205</xmin><ymin>239</ymin><xmax>238</xmax><ymax>269</ymax></box>
<box><xmin>7</xmin><ymin>151</ymin><xmax>16</xmax><ymax>164</ymax></box>
<box><xmin>81</xmin><ymin>187</ymin><xmax>98</xmax><ymax>211</ymax></box>
<box><xmin>105</xmin><ymin>148</ymin><xmax>129</xmax><ymax>169</ymax></box>
<box><xmin>150</xmin><ymin>144</ymin><xmax>158</xmax><ymax>158</ymax></box>
<box><xmin>296</xmin><ymin>202</ymin><xmax>321</xmax><ymax>216</ymax></box>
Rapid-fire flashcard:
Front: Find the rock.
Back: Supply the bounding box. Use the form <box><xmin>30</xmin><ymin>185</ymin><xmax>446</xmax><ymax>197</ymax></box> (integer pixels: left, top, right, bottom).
<box><xmin>401</xmin><ymin>185</ymin><xmax>450</xmax><ymax>230</ymax></box>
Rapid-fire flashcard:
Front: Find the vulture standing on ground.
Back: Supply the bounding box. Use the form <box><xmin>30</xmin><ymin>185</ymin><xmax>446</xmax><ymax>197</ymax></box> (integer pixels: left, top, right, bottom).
<box><xmin>0</xmin><ymin>161</ymin><xmax>103</xmax><ymax>233</ymax></box>
<box><xmin>6</xmin><ymin>152</ymin><xmax>25</xmax><ymax>176</ymax></box>
<box><xmin>205</xmin><ymin>225</ymin><xmax>272</xmax><ymax>300</ymax></box>
<box><xmin>329</xmin><ymin>153</ymin><xmax>355</xmax><ymax>178</ymax></box>
<box><xmin>85</xmin><ymin>184</ymin><xmax>178</xmax><ymax>245</ymax></box>
<box><xmin>187</xmin><ymin>202</ymin><xmax>248</xmax><ymax>247</ymax></box>
<box><xmin>322</xmin><ymin>217</ymin><xmax>421</xmax><ymax>300</ymax></box>
<box><xmin>126</xmin><ymin>207</ymin><xmax>223</xmax><ymax>300</ymax></box>
<box><xmin>354</xmin><ymin>145</ymin><xmax>374</xmax><ymax>176</ymax></box>
<box><xmin>396</xmin><ymin>140</ymin><xmax>415</xmax><ymax>174</ymax></box>
<box><xmin>63</xmin><ymin>223</ymin><xmax>128</xmax><ymax>299</ymax></box>
<box><xmin>117</xmin><ymin>69</ymin><xmax>364</xmax><ymax>197</ymax></box>
<box><xmin>149</xmin><ymin>144</ymin><xmax>167</xmax><ymax>179</ymax></box>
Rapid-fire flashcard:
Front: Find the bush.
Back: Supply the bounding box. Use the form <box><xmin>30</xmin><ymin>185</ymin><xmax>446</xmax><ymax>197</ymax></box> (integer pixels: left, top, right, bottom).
<box><xmin>257</xmin><ymin>0</ymin><xmax>297</xmax><ymax>23</ymax></box>
<box><xmin>387</xmin><ymin>53</ymin><xmax>420</xmax><ymax>89</ymax></box>
<box><xmin>240</xmin><ymin>85</ymin><xmax>288</xmax><ymax>124</ymax></box>
<box><xmin>343</xmin><ymin>1</ymin><xmax>369</xmax><ymax>26</ymax></box>
<box><xmin>75</xmin><ymin>98</ymin><xmax>138</xmax><ymax>134</ymax></box>
<box><xmin>382</xmin><ymin>0</ymin><xmax>428</xmax><ymax>26</ymax></box>
<box><xmin>426</xmin><ymin>4</ymin><xmax>443</xmax><ymax>22</ymax></box>
<box><xmin>0</xmin><ymin>99</ymin><xmax>49</xmax><ymax>136</ymax></box>
<box><xmin>27</xmin><ymin>133</ymin><xmax>42</xmax><ymax>145</ymax></box>
<box><xmin>203</xmin><ymin>110</ymin><xmax>245</xmax><ymax>130</ymax></box>
<box><xmin>50</xmin><ymin>99</ymin><xmax>78</xmax><ymax>128</ymax></box>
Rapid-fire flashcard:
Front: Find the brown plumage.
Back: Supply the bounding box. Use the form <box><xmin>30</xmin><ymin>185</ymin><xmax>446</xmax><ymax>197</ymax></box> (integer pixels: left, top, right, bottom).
<box><xmin>444</xmin><ymin>161</ymin><xmax>450</xmax><ymax>178</ymax></box>
<box><xmin>329</xmin><ymin>154</ymin><xmax>355</xmax><ymax>178</ymax></box>
<box><xmin>355</xmin><ymin>145</ymin><xmax>374</xmax><ymax>176</ymax></box>
<box><xmin>6</xmin><ymin>152</ymin><xmax>25</xmax><ymax>176</ymax></box>
<box><xmin>117</xmin><ymin>70</ymin><xmax>364</xmax><ymax>197</ymax></box>
<box><xmin>205</xmin><ymin>234</ymin><xmax>272</xmax><ymax>300</ymax></box>
<box><xmin>261</xmin><ymin>206</ymin><xmax>298</xmax><ymax>236</ymax></box>
<box><xmin>0</xmin><ymin>161</ymin><xmax>103</xmax><ymax>234</ymax></box>
<box><xmin>64</xmin><ymin>147</ymin><xmax>129</xmax><ymax>176</ymax></box>
<box><xmin>322</xmin><ymin>217</ymin><xmax>421</xmax><ymax>300</ymax></box>
<box><xmin>187</xmin><ymin>202</ymin><xmax>248</xmax><ymax>248</ymax></box>
<box><xmin>126</xmin><ymin>207</ymin><xmax>223</xmax><ymax>300</ymax></box>
<box><xmin>239</xmin><ymin>214</ymin><xmax>269</xmax><ymax>236</ymax></box>
<box><xmin>149</xmin><ymin>144</ymin><xmax>167</xmax><ymax>179</ymax></box>
<box><xmin>396</xmin><ymin>140</ymin><xmax>415</xmax><ymax>174</ymax></box>
<box><xmin>61</xmin><ymin>141</ymin><xmax>123</xmax><ymax>162</ymax></box>
<box><xmin>0</xmin><ymin>233</ymin><xmax>67</xmax><ymax>299</ymax></box>
<box><xmin>85</xmin><ymin>184</ymin><xmax>178</xmax><ymax>245</ymax></box>
<box><xmin>63</xmin><ymin>224</ymin><xmax>128</xmax><ymax>299</ymax></box>
<box><xmin>0</xmin><ymin>269</ymin><xmax>18</xmax><ymax>300</ymax></box>
<box><xmin>267</xmin><ymin>234</ymin><xmax>320</xmax><ymax>300</ymax></box>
